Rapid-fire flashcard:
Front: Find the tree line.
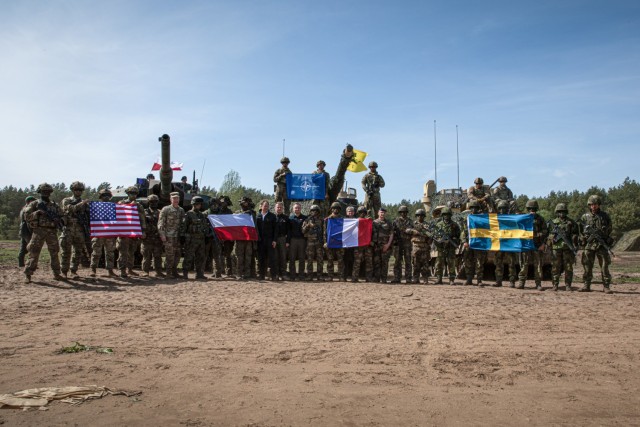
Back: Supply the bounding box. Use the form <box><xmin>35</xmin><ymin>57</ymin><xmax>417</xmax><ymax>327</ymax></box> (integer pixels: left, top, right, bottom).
<box><xmin>1</xmin><ymin>176</ymin><xmax>638</xmax><ymax>241</ymax></box>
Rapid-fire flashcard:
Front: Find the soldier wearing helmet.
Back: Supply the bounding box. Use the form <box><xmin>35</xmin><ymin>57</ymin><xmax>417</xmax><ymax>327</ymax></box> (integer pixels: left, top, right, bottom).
<box><xmin>461</xmin><ymin>201</ymin><xmax>487</xmax><ymax>286</ymax></box>
<box><xmin>180</xmin><ymin>176</ymin><xmax>192</xmax><ymax>192</ymax></box>
<box><xmin>182</xmin><ymin>196</ymin><xmax>210</xmax><ymax>280</ymax></box>
<box><xmin>159</xmin><ymin>192</ymin><xmax>185</xmax><ymax>279</ymax></box>
<box><xmin>391</xmin><ymin>206</ymin><xmax>414</xmax><ymax>283</ymax></box>
<box><xmin>311</xmin><ymin>160</ymin><xmax>331</xmax><ymax>217</ymax></box>
<box><xmin>234</xmin><ymin>196</ymin><xmax>257</xmax><ymax>280</ymax></box>
<box><xmin>203</xmin><ymin>197</ymin><xmax>224</xmax><ymax>277</ymax></box>
<box><xmin>218</xmin><ymin>196</ymin><xmax>235</xmax><ymax>276</ymax></box>
<box><xmin>548</xmin><ymin>203</ymin><xmax>579</xmax><ymax>291</ymax></box>
<box><xmin>141</xmin><ymin>194</ymin><xmax>164</xmax><ymax>278</ymax></box>
<box><xmin>579</xmin><ymin>194</ymin><xmax>613</xmax><ymax>293</ymax></box>
<box><xmin>362</xmin><ymin>161</ymin><xmax>385</xmax><ymax>219</ymax></box>
<box><xmin>492</xmin><ymin>176</ymin><xmax>515</xmax><ymax>213</ymax></box>
<box><xmin>323</xmin><ymin>202</ymin><xmax>345</xmax><ymax>281</ymax></box>
<box><xmin>467</xmin><ymin>178</ymin><xmax>491</xmax><ymax>213</ymax></box>
<box><xmin>60</xmin><ymin>181</ymin><xmax>91</xmax><ymax>279</ymax></box>
<box><xmin>288</xmin><ymin>202</ymin><xmax>308</xmax><ymax>281</ymax></box>
<box><xmin>351</xmin><ymin>206</ymin><xmax>374</xmax><ymax>282</ymax></box>
<box><xmin>274</xmin><ymin>156</ymin><xmax>293</xmax><ymax>215</ymax></box>
<box><xmin>89</xmin><ymin>189</ymin><xmax>118</xmax><ymax>278</ymax></box>
<box><xmin>516</xmin><ymin>199</ymin><xmax>549</xmax><ymax>290</ymax></box>
<box><xmin>372</xmin><ymin>207</ymin><xmax>394</xmax><ymax>283</ymax></box>
<box><xmin>406</xmin><ymin>208</ymin><xmax>432</xmax><ymax>284</ymax></box>
<box><xmin>493</xmin><ymin>200</ymin><xmax>517</xmax><ymax>288</ymax></box>
<box><xmin>18</xmin><ymin>196</ymin><xmax>37</xmax><ymax>268</ymax></box>
<box><xmin>23</xmin><ymin>183</ymin><xmax>63</xmax><ymax>283</ymax></box>
<box><xmin>302</xmin><ymin>204</ymin><xmax>325</xmax><ymax>280</ymax></box>
<box><xmin>433</xmin><ymin>207</ymin><xmax>461</xmax><ymax>285</ymax></box>
<box><xmin>116</xmin><ymin>185</ymin><xmax>147</xmax><ymax>278</ymax></box>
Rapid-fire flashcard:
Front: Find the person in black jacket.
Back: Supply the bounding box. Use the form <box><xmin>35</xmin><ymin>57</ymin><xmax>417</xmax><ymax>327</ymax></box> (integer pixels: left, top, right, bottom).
<box><xmin>273</xmin><ymin>202</ymin><xmax>291</xmax><ymax>280</ymax></box>
<box><xmin>256</xmin><ymin>199</ymin><xmax>277</xmax><ymax>280</ymax></box>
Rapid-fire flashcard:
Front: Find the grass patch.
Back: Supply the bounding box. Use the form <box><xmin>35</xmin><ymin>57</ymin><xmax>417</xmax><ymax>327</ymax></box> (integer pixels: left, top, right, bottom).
<box><xmin>0</xmin><ymin>240</ymin><xmax>51</xmax><ymax>268</ymax></box>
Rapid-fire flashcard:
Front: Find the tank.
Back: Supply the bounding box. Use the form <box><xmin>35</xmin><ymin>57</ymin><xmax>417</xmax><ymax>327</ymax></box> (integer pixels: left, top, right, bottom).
<box><xmin>111</xmin><ymin>134</ymin><xmax>211</xmax><ymax>208</ymax></box>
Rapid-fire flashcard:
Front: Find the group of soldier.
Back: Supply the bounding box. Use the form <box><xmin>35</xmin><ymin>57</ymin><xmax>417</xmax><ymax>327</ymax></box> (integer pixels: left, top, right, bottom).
<box><xmin>18</xmin><ymin>160</ymin><xmax>615</xmax><ymax>293</ymax></box>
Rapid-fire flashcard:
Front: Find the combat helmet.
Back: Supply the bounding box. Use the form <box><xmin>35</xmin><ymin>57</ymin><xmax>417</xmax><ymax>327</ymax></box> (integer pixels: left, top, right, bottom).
<box><xmin>498</xmin><ymin>176</ymin><xmax>508</xmax><ymax>183</ymax></box>
<box><xmin>398</xmin><ymin>205</ymin><xmax>409</xmax><ymax>213</ymax></box>
<box><xmin>525</xmin><ymin>200</ymin><xmax>539</xmax><ymax>210</ymax></box>
<box><xmin>555</xmin><ymin>203</ymin><xmax>568</xmax><ymax>213</ymax></box>
<box><xmin>474</xmin><ymin>177</ymin><xmax>484</xmax><ymax>185</ymax></box>
<box><xmin>98</xmin><ymin>188</ymin><xmax>112</xmax><ymax>197</ymax></box>
<box><xmin>147</xmin><ymin>194</ymin><xmax>159</xmax><ymax>202</ymax></box>
<box><xmin>219</xmin><ymin>195</ymin><xmax>233</xmax><ymax>206</ymax></box>
<box><xmin>330</xmin><ymin>201</ymin><xmax>342</xmax><ymax>210</ymax></box>
<box><xmin>316</xmin><ymin>160</ymin><xmax>326</xmax><ymax>167</ymax></box>
<box><xmin>587</xmin><ymin>195</ymin><xmax>602</xmax><ymax>205</ymax></box>
<box><xmin>415</xmin><ymin>209</ymin><xmax>426</xmax><ymax>217</ymax></box>
<box><xmin>36</xmin><ymin>183</ymin><xmax>54</xmax><ymax>194</ymax></box>
<box><xmin>70</xmin><ymin>181</ymin><xmax>85</xmax><ymax>191</ymax></box>
<box><xmin>192</xmin><ymin>196</ymin><xmax>204</xmax><ymax>204</ymax></box>
<box><xmin>280</xmin><ymin>156</ymin><xmax>290</xmax><ymax>164</ymax></box>
<box><xmin>125</xmin><ymin>185</ymin><xmax>139</xmax><ymax>194</ymax></box>
<box><xmin>238</xmin><ymin>196</ymin><xmax>252</xmax><ymax>205</ymax></box>
<box><xmin>25</xmin><ymin>196</ymin><xmax>36</xmax><ymax>203</ymax></box>
<box><xmin>357</xmin><ymin>206</ymin><xmax>368</xmax><ymax>215</ymax></box>
<box><xmin>368</xmin><ymin>161</ymin><xmax>378</xmax><ymax>168</ymax></box>
<box><xmin>440</xmin><ymin>207</ymin><xmax>452</xmax><ymax>216</ymax></box>
<box><xmin>309</xmin><ymin>205</ymin><xmax>320</xmax><ymax>213</ymax></box>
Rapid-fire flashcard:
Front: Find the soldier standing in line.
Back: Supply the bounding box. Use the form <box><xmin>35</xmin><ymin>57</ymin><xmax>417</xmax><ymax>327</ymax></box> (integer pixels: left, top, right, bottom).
<box><xmin>273</xmin><ymin>157</ymin><xmax>292</xmax><ymax>215</ymax></box>
<box><xmin>158</xmin><ymin>192</ymin><xmax>185</xmax><ymax>279</ymax></box>
<box><xmin>433</xmin><ymin>207</ymin><xmax>461</xmax><ymax>285</ymax></box>
<box><xmin>90</xmin><ymin>189</ymin><xmax>118</xmax><ymax>278</ymax></box>
<box><xmin>312</xmin><ymin>160</ymin><xmax>331</xmax><ymax>217</ymax></box>
<box><xmin>461</xmin><ymin>200</ymin><xmax>487</xmax><ymax>286</ymax></box>
<box><xmin>288</xmin><ymin>202</ymin><xmax>307</xmax><ymax>281</ymax></box>
<box><xmin>351</xmin><ymin>206</ymin><xmax>374</xmax><ymax>283</ymax></box>
<box><xmin>492</xmin><ymin>176</ymin><xmax>515</xmax><ymax>213</ymax></box>
<box><xmin>204</xmin><ymin>198</ymin><xmax>224</xmax><ymax>277</ymax></box>
<box><xmin>517</xmin><ymin>200</ymin><xmax>548</xmax><ymax>290</ymax></box>
<box><xmin>23</xmin><ymin>183</ymin><xmax>63</xmax><ymax>283</ymax></box>
<box><xmin>579</xmin><ymin>195</ymin><xmax>614</xmax><ymax>294</ymax></box>
<box><xmin>234</xmin><ymin>197</ymin><xmax>257</xmax><ymax>281</ymax></box>
<box><xmin>274</xmin><ymin>201</ymin><xmax>291</xmax><ymax>281</ymax></box>
<box><xmin>141</xmin><ymin>194</ymin><xmax>164</xmax><ymax>278</ymax></box>
<box><xmin>60</xmin><ymin>181</ymin><xmax>91</xmax><ymax>279</ymax></box>
<box><xmin>116</xmin><ymin>186</ymin><xmax>146</xmax><ymax>278</ymax></box>
<box><xmin>407</xmin><ymin>209</ymin><xmax>432</xmax><ymax>284</ymax></box>
<box><xmin>18</xmin><ymin>196</ymin><xmax>36</xmax><ymax>267</ymax></box>
<box><xmin>219</xmin><ymin>195</ymin><xmax>236</xmax><ymax>277</ymax></box>
<box><xmin>548</xmin><ymin>203</ymin><xmax>579</xmax><ymax>291</ymax></box>
<box><xmin>323</xmin><ymin>202</ymin><xmax>345</xmax><ymax>281</ymax></box>
<box><xmin>362</xmin><ymin>161</ymin><xmax>385</xmax><ymax>219</ymax></box>
<box><xmin>343</xmin><ymin>206</ymin><xmax>356</xmax><ymax>279</ymax></box>
<box><xmin>256</xmin><ymin>199</ymin><xmax>277</xmax><ymax>281</ymax></box>
<box><xmin>182</xmin><ymin>196</ymin><xmax>209</xmax><ymax>280</ymax></box>
<box><xmin>302</xmin><ymin>205</ymin><xmax>324</xmax><ymax>281</ymax></box>
<box><xmin>467</xmin><ymin>177</ymin><xmax>492</xmax><ymax>213</ymax></box>
<box><xmin>391</xmin><ymin>205</ymin><xmax>413</xmax><ymax>283</ymax></box>
<box><xmin>372</xmin><ymin>207</ymin><xmax>394</xmax><ymax>283</ymax></box>
<box><xmin>493</xmin><ymin>200</ymin><xmax>517</xmax><ymax>287</ymax></box>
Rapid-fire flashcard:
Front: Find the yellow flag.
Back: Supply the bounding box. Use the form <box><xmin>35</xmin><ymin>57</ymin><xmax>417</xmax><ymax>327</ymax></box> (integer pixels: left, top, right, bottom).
<box><xmin>347</xmin><ymin>149</ymin><xmax>368</xmax><ymax>173</ymax></box>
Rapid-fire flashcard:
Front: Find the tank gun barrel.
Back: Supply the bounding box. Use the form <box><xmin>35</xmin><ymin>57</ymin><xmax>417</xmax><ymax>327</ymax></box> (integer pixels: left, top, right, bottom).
<box><xmin>327</xmin><ymin>144</ymin><xmax>354</xmax><ymax>203</ymax></box>
<box><xmin>159</xmin><ymin>134</ymin><xmax>173</xmax><ymax>202</ymax></box>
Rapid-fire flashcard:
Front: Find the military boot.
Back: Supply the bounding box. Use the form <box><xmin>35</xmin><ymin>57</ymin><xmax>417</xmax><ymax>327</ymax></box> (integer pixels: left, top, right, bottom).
<box><xmin>603</xmin><ymin>285</ymin><xmax>613</xmax><ymax>294</ymax></box>
<box><xmin>535</xmin><ymin>282</ymin><xmax>543</xmax><ymax>291</ymax></box>
<box><xmin>464</xmin><ymin>276</ymin><xmax>473</xmax><ymax>286</ymax></box>
<box><xmin>579</xmin><ymin>283</ymin><xmax>591</xmax><ymax>292</ymax></box>
<box><xmin>142</xmin><ymin>271</ymin><xmax>150</xmax><ymax>277</ymax></box>
<box><xmin>182</xmin><ymin>270</ymin><xmax>189</xmax><ymax>280</ymax></box>
<box><xmin>493</xmin><ymin>280</ymin><xmax>502</xmax><ymax>287</ymax></box>
<box><xmin>551</xmin><ymin>282</ymin><xmax>559</xmax><ymax>291</ymax></box>
<box><xmin>120</xmin><ymin>270</ymin><xmax>128</xmax><ymax>278</ymax></box>
<box><xmin>516</xmin><ymin>281</ymin><xmax>525</xmax><ymax>289</ymax></box>
<box><xmin>477</xmin><ymin>280</ymin><xmax>484</xmax><ymax>287</ymax></box>
<box><xmin>70</xmin><ymin>270</ymin><xmax>80</xmax><ymax>280</ymax></box>
<box><xmin>154</xmin><ymin>271</ymin><xmax>165</xmax><ymax>279</ymax></box>
<box><xmin>171</xmin><ymin>268</ymin><xmax>180</xmax><ymax>279</ymax></box>
<box><xmin>565</xmin><ymin>282</ymin><xmax>573</xmax><ymax>291</ymax></box>
<box><xmin>53</xmin><ymin>272</ymin><xmax>64</xmax><ymax>281</ymax></box>
<box><xmin>90</xmin><ymin>268</ymin><xmax>97</xmax><ymax>278</ymax></box>
<box><xmin>128</xmin><ymin>268</ymin><xmax>139</xmax><ymax>276</ymax></box>
<box><xmin>107</xmin><ymin>269</ymin><xmax>117</xmax><ymax>277</ymax></box>
<box><xmin>391</xmin><ymin>277</ymin><xmax>401</xmax><ymax>284</ymax></box>
<box><xmin>18</xmin><ymin>257</ymin><xmax>25</xmax><ymax>268</ymax></box>
<box><xmin>61</xmin><ymin>271</ymin><xmax>68</xmax><ymax>279</ymax></box>
<box><xmin>411</xmin><ymin>277</ymin><xmax>419</xmax><ymax>284</ymax></box>
<box><xmin>509</xmin><ymin>281</ymin><xmax>516</xmax><ymax>288</ymax></box>
<box><xmin>24</xmin><ymin>273</ymin><xmax>31</xmax><ymax>284</ymax></box>
<box><xmin>449</xmin><ymin>277</ymin><xmax>456</xmax><ymax>286</ymax></box>
<box><xmin>434</xmin><ymin>276</ymin><xmax>443</xmax><ymax>285</ymax></box>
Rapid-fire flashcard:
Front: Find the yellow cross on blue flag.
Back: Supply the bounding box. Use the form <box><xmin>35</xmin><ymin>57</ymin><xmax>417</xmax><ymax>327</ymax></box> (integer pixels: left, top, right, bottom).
<box><xmin>347</xmin><ymin>149</ymin><xmax>368</xmax><ymax>173</ymax></box>
<box><xmin>468</xmin><ymin>214</ymin><xmax>535</xmax><ymax>252</ymax></box>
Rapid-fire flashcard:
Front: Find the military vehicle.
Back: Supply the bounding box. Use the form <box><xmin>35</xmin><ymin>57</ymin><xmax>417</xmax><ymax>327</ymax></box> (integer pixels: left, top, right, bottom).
<box><xmin>111</xmin><ymin>134</ymin><xmax>211</xmax><ymax>208</ymax></box>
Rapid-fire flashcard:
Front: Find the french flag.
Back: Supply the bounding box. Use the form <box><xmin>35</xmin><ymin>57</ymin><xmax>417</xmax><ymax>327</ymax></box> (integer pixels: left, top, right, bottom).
<box><xmin>208</xmin><ymin>214</ymin><xmax>258</xmax><ymax>241</ymax></box>
<box><xmin>326</xmin><ymin>218</ymin><xmax>373</xmax><ymax>249</ymax></box>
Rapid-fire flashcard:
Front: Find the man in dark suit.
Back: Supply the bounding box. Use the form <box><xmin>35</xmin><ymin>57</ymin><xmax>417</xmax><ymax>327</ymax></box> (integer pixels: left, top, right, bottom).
<box><xmin>256</xmin><ymin>199</ymin><xmax>277</xmax><ymax>280</ymax></box>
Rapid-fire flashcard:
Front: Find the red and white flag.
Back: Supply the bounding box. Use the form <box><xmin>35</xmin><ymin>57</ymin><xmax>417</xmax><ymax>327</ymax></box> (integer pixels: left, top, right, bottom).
<box><xmin>90</xmin><ymin>202</ymin><xmax>142</xmax><ymax>238</ymax></box>
<box><xmin>151</xmin><ymin>158</ymin><xmax>183</xmax><ymax>171</ymax></box>
<box><xmin>208</xmin><ymin>214</ymin><xmax>258</xmax><ymax>241</ymax></box>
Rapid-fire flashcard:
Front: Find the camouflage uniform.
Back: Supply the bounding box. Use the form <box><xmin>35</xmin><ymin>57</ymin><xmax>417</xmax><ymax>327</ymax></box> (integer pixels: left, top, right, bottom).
<box><xmin>433</xmin><ymin>209</ymin><xmax>461</xmax><ymax>284</ymax></box>
<box><xmin>494</xmin><ymin>252</ymin><xmax>517</xmax><ymax>286</ymax></box>
<box><xmin>460</xmin><ymin>206</ymin><xmax>487</xmax><ymax>286</ymax></box>
<box><xmin>18</xmin><ymin>197</ymin><xmax>36</xmax><ymax>267</ymax></box>
<box><xmin>351</xmin><ymin>207</ymin><xmax>373</xmax><ymax>282</ymax></box>
<box><xmin>548</xmin><ymin>205</ymin><xmax>578</xmax><ymax>291</ymax></box>
<box><xmin>302</xmin><ymin>208</ymin><xmax>324</xmax><ymax>280</ymax></box>
<box><xmin>408</xmin><ymin>210</ymin><xmax>432</xmax><ymax>284</ymax></box>
<box><xmin>23</xmin><ymin>184</ymin><xmax>62</xmax><ymax>281</ymax></box>
<box><xmin>182</xmin><ymin>200</ymin><xmax>209</xmax><ymax>280</ymax></box>
<box><xmin>392</xmin><ymin>210</ymin><xmax>413</xmax><ymax>283</ymax></box>
<box><xmin>141</xmin><ymin>198</ymin><xmax>164</xmax><ymax>276</ymax></box>
<box><xmin>517</xmin><ymin>207</ymin><xmax>549</xmax><ymax>290</ymax></box>
<box><xmin>117</xmin><ymin>190</ymin><xmax>146</xmax><ymax>277</ymax></box>
<box><xmin>90</xmin><ymin>189</ymin><xmax>117</xmax><ymax>276</ymax></box>
<box><xmin>60</xmin><ymin>183</ymin><xmax>90</xmax><ymax>277</ymax></box>
<box><xmin>158</xmin><ymin>198</ymin><xmax>185</xmax><ymax>278</ymax></box>
<box><xmin>324</xmin><ymin>207</ymin><xmax>344</xmax><ymax>281</ymax></box>
<box><xmin>311</xmin><ymin>161</ymin><xmax>331</xmax><ymax>217</ymax></box>
<box><xmin>204</xmin><ymin>202</ymin><xmax>224</xmax><ymax>277</ymax></box>
<box><xmin>219</xmin><ymin>199</ymin><xmax>236</xmax><ymax>276</ymax></box>
<box><xmin>579</xmin><ymin>196</ymin><xmax>613</xmax><ymax>293</ymax></box>
<box><xmin>273</xmin><ymin>158</ymin><xmax>292</xmax><ymax>215</ymax></box>
<box><xmin>467</xmin><ymin>178</ymin><xmax>492</xmax><ymax>213</ymax></box>
<box><xmin>361</xmin><ymin>164</ymin><xmax>385</xmax><ymax>219</ymax></box>
<box><xmin>372</xmin><ymin>214</ymin><xmax>394</xmax><ymax>283</ymax></box>
<box><xmin>235</xmin><ymin>202</ymin><xmax>257</xmax><ymax>280</ymax></box>
<box><xmin>492</xmin><ymin>179</ymin><xmax>514</xmax><ymax>211</ymax></box>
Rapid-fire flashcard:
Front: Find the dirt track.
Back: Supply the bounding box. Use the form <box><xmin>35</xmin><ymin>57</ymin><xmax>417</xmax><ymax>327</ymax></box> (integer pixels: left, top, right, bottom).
<box><xmin>1</xmin><ymin>254</ymin><xmax>640</xmax><ymax>426</ymax></box>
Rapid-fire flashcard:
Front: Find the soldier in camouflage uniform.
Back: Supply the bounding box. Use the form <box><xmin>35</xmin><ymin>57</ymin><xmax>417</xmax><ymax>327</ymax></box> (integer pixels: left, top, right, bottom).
<box><xmin>492</xmin><ymin>176</ymin><xmax>515</xmax><ymax>213</ymax></box>
<box><xmin>273</xmin><ymin>157</ymin><xmax>292</xmax><ymax>215</ymax></box>
<box><xmin>467</xmin><ymin>177</ymin><xmax>492</xmax><ymax>213</ymax></box>
<box><xmin>461</xmin><ymin>201</ymin><xmax>487</xmax><ymax>286</ymax></box>
<box><xmin>234</xmin><ymin>197</ymin><xmax>257</xmax><ymax>280</ymax></box>
<box><xmin>60</xmin><ymin>181</ymin><xmax>91</xmax><ymax>279</ymax></box>
<box><xmin>158</xmin><ymin>192</ymin><xmax>185</xmax><ymax>279</ymax></box>
<box><xmin>362</xmin><ymin>161</ymin><xmax>385</xmax><ymax>219</ymax></box>
<box><xmin>324</xmin><ymin>202</ymin><xmax>345</xmax><ymax>281</ymax></box>
<box><xmin>548</xmin><ymin>203</ymin><xmax>579</xmax><ymax>291</ymax></box>
<box><xmin>433</xmin><ymin>207</ymin><xmax>461</xmax><ymax>285</ymax></box>
<box><xmin>312</xmin><ymin>160</ymin><xmax>331</xmax><ymax>217</ymax></box>
<box><xmin>391</xmin><ymin>206</ymin><xmax>413</xmax><ymax>283</ymax></box>
<box><xmin>407</xmin><ymin>209</ymin><xmax>432</xmax><ymax>284</ymax></box>
<box><xmin>23</xmin><ymin>183</ymin><xmax>63</xmax><ymax>283</ymax></box>
<box><xmin>182</xmin><ymin>196</ymin><xmax>209</xmax><ymax>280</ymax></box>
<box><xmin>18</xmin><ymin>196</ymin><xmax>36</xmax><ymax>267</ymax></box>
<box><xmin>205</xmin><ymin>198</ymin><xmax>224</xmax><ymax>277</ymax></box>
<box><xmin>219</xmin><ymin>196</ymin><xmax>236</xmax><ymax>276</ymax></box>
<box><xmin>90</xmin><ymin>189</ymin><xmax>117</xmax><ymax>278</ymax></box>
<box><xmin>302</xmin><ymin>205</ymin><xmax>324</xmax><ymax>280</ymax></box>
<box><xmin>141</xmin><ymin>194</ymin><xmax>164</xmax><ymax>278</ymax></box>
<box><xmin>517</xmin><ymin>200</ymin><xmax>548</xmax><ymax>290</ymax></box>
<box><xmin>116</xmin><ymin>186</ymin><xmax>146</xmax><ymax>278</ymax></box>
<box><xmin>351</xmin><ymin>206</ymin><xmax>373</xmax><ymax>283</ymax></box>
<box><xmin>493</xmin><ymin>200</ymin><xmax>517</xmax><ymax>287</ymax></box>
<box><xmin>579</xmin><ymin>195</ymin><xmax>613</xmax><ymax>293</ymax></box>
<box><xmin>372</xmin><ymin>207</ymin><xmax>394</xmax><ymax>283</ymax></box>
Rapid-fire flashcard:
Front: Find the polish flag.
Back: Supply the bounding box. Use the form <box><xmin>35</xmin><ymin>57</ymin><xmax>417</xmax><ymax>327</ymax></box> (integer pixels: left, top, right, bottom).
<box><xmin>151</xmin><ymin>159</ymin><xmax>183</xmax><ymax>171</ymax></box>
<box><xmin>326</xmin><ymin>218</ymin><xmax>372</xmax><ymax>249</ymax></box>
<box><xmin>208</xmin><ymin>214</ymin><xmax>258</xmax><ymax>241</ymax></box>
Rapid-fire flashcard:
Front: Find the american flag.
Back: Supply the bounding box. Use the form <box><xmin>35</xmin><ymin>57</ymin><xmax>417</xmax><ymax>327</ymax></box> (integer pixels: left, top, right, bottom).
<box><xmin>90</xmin><ymin>202</ymin><xmax>142</xmax><ymax>238</ymax></box>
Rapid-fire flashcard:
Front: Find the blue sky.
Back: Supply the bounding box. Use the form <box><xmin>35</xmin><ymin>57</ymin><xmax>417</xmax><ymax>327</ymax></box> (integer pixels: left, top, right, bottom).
<box><xmin>1</xmin><ymin>0</ymin><xmax>638</xmax><ymax>203</ymax></box>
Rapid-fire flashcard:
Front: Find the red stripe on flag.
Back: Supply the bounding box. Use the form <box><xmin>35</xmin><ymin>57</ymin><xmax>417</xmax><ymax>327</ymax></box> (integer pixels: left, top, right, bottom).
<box><xmin>214</xmin><ymin>226</ymin><xmax>258</xmax><ymax>241</ymax></box>
<box><xmin>358</xmin><ymin>218</ymin><xmax>372</xmax><ymax>246</ymax></box>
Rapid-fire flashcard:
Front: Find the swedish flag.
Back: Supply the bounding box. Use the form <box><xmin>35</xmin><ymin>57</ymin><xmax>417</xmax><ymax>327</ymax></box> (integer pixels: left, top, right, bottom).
<box><xmin>468</xmin><ymin>214</ymin><xmax>535</xmax><ymax>252</ymax></box>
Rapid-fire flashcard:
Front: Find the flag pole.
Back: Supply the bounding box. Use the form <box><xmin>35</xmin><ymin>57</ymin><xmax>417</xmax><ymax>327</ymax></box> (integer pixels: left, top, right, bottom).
<box><xmin>433</xmin><ymin>120</ymin><xmax>437</xmax><ymax>188</ymax></box>
<box><xmin>282</xmin><ymin>139</ymin><xmax>285</xmax><ymax>157</ymax></box>
<box><xmin>456</xmin><ymin>125</ymin><xmax>460</xmax><ymax>190</ymax></box>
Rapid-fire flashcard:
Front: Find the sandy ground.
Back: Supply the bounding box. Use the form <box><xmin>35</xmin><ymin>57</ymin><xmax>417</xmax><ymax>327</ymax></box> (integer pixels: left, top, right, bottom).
<box><xmin>1</xmin><ymin>249</ymin><xmax>640</xmax><ymax>426</ymax></box>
